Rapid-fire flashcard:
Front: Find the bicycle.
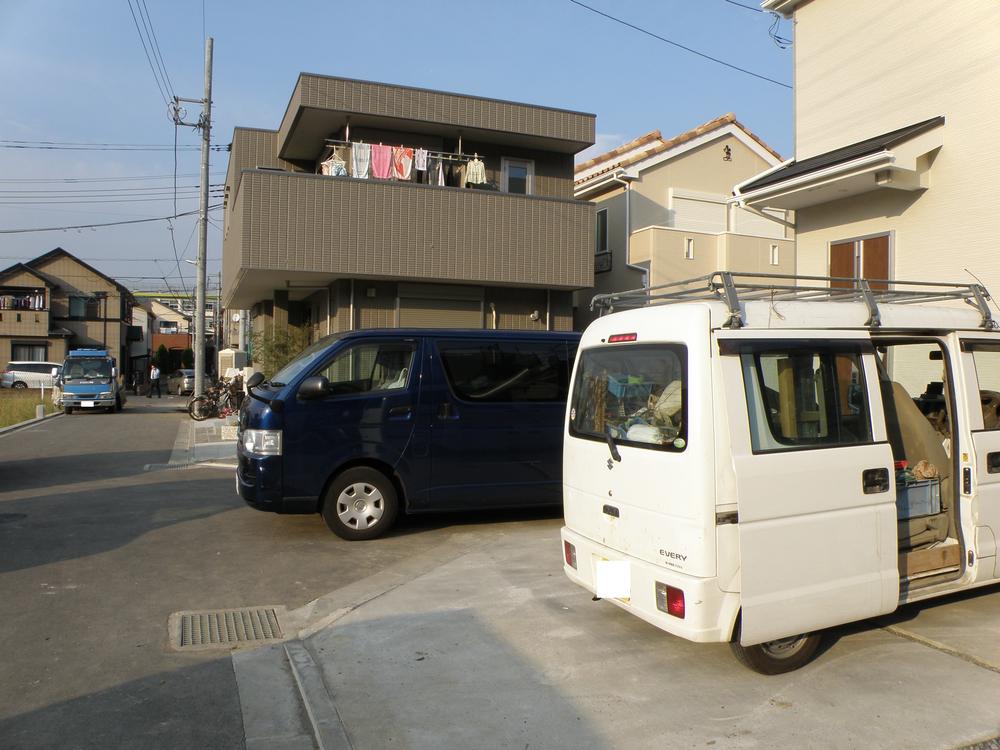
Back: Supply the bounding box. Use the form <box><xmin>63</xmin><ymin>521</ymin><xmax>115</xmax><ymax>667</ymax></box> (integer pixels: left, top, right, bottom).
<box><xmin>187</xmin><ymin>375</ymin><xmax>244</xmax><ymax>421</ymax></box>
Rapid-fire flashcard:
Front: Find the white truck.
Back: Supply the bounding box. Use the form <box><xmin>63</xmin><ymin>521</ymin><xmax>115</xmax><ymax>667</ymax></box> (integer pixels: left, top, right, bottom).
<box><xmin>561</xmin><ymin>271</ymin><xmax>1000</xmax><ymax>673</ymax></box>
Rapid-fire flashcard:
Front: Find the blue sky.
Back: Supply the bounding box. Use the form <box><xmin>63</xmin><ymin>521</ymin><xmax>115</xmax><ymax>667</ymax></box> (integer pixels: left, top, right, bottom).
<box><xmin>0</xmin><ymin>0</ymin><xmax>792</xmax><ymax>295</ymax></box>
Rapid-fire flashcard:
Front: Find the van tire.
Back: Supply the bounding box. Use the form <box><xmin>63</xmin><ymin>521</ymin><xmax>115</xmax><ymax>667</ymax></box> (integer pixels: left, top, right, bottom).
<box><xmin>12</xmin><ymin>381</ymin><xmax>27</xmax><ymax>389</ymax></box>
<box><xmin>729</xmin><ymin>623</ymin><xmax>821</xmax><ymax>675</ymax></box>
<box><xmin>321</xmin><ymin>468</ymin><xmax>399</xmax><ymax>541</ymax></box>
<box><xmin>64</xmin><ymin>406</ymin><xmax>74</xmax><ymax>415</ymax></box>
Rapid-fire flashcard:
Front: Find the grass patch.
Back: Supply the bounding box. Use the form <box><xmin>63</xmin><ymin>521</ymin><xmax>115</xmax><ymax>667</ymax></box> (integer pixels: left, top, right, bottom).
<box><xmin>0</xmin><ymin>389</ymin><xmax>58</xmax><ymax>429</ymax></box>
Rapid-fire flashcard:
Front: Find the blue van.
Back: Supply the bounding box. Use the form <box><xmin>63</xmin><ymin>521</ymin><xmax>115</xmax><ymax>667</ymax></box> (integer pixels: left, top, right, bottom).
<box><xmin>236</xmin><ymin>329</ymin><xmax>580</xmax><ymax>540</ymax></box>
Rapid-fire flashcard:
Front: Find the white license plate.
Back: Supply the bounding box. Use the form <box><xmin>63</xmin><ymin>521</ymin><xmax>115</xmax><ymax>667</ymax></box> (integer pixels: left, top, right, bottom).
<box><xmin>81</xmin><ymin>400</ymin><xmax>95</xmax><ymax>408</ymax></box>
<box><xmin>595</xmin><ymin>559</ymin><xmax>631</xmax><ymax>600</ymax></box>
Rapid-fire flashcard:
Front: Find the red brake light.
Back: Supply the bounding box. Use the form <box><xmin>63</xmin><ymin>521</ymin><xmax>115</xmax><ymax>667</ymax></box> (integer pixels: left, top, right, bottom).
<box><xmin>608</xmin><ymin>333</ymin><xmax>637</xmax><ymax>343</ymax></box>
<box><xmin>656</xmin><ymin>582</ymin><xmax>685</xmax><ymax>618</ymax></box>
<box><xmin>563</xmin><ymin>541</ymin><xmax>577</xmax><ymax>569</ymax></box>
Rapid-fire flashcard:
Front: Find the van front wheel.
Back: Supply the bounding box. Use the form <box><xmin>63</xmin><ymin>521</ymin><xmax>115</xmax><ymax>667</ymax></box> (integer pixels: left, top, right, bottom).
<box><xmin>322</xmin><ymin>468</ymin><xmax>399</xmax><ymax>541</ymax></box>
<box><xmin>730</xmin><ymin>631</ymin><xmax>822</xmax><ymax>675</ymax></box>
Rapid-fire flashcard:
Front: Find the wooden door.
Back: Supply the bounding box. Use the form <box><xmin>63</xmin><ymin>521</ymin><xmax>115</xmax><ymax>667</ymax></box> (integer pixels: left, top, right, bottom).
<box><xmin>830</xmin><ymin>242</ymin><xmax>856</xmax><ymax>288</ymax></box>
<box><xmin>862</xmin><ymin>235</ymin><xmax>890</xmax><ymax>290</ymax></box>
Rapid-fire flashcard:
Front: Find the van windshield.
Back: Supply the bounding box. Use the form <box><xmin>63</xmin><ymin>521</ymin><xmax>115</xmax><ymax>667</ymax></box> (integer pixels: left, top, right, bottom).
<box><xmin>268</xmin><ymin>335</ymin><xmax>342</xmax><ymax>386</ymax></box>
<box><xmin>569</xmin><ymin>344</ymin><xmax>687</xmax><ymax>450</ymax></box>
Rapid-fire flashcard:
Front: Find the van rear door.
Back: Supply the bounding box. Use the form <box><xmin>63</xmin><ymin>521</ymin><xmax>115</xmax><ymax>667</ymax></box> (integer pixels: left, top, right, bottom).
<box><xmin>719</xmin><ymin>335</ymin><xmax>898</xmax><ymax>645</ymax></box>
<box><xmin>564</xmin><ymin>305</ymin><xmax>716</xmax><ymax>579</ymax></box>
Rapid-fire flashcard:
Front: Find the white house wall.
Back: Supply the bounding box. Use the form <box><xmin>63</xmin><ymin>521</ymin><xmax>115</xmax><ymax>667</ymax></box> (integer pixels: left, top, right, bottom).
<box><xmin>792</xmin><ymin>0</ymin><xmax>1000</xmax><ymax>291</ymax></box>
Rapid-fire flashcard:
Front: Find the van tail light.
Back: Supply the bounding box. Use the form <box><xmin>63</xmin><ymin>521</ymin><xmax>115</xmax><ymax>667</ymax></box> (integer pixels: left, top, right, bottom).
<box><xmin>563</xmin><ymin>541</ymin><xmax>577</xmax><ymax>569</ymax></box>
<box><xmin>655</xmin><ymin>582</ymin><xmax>685</xmax><ymax>618</ymax></box>
<box><xmin>608</xmin><ymin>333</ymin><xmax>637</xmax><ymax>343</ymax></box>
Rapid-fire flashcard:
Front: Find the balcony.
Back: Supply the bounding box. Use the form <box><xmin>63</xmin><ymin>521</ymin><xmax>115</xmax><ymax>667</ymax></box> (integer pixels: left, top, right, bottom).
<box><xmin>224</xmin><ymin>169</ymin><xmax>595</xmax><ymax>308</ymax></box>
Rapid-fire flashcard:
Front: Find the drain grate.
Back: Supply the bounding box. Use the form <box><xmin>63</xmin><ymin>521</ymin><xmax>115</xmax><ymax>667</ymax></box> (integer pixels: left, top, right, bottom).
<box><xmin>172</xmin><ymin>607</ymin><xmax>284</xmax><ymax>650</ymax></box>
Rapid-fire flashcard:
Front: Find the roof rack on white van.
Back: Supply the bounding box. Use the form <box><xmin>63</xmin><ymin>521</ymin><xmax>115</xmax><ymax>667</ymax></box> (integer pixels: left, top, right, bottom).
<box><xmin>591</xmin><ymin>271</ymin><xmax>997</xmax><ymax>330</ymax></box>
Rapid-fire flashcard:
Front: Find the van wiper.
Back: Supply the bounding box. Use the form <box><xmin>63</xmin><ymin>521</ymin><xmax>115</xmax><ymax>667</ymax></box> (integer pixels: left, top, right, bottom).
<box><xmin>605</xmin><ymin>426</ymin><xmax>622</xmax><ymax>463</ymax></box>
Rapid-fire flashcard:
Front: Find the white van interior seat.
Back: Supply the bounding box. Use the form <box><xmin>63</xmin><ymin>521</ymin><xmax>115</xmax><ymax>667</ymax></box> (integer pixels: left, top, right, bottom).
<box><xmin>881</xmin><ymin>381</ymin><xmax>953</xmax><ymax>549</ymax></box>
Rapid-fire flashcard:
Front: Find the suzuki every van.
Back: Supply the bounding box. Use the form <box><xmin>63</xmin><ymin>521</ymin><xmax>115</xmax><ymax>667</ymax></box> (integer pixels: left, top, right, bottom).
<box><xmin>561</xmin><ymin>271</ymin><xmax>1000</xmax><ymax>673</ymax></box>
<box><xmin>237</xmin><ymin>329</ymin><xmax>579</xmax><ymax>540</ymax></box>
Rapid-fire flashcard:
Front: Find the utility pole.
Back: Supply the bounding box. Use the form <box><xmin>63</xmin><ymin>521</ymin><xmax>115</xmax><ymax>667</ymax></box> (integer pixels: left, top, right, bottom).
<box><xmin>171</xmin><ymin>37</ymin><xmax>213</xmax><ymax>397</ymax></box>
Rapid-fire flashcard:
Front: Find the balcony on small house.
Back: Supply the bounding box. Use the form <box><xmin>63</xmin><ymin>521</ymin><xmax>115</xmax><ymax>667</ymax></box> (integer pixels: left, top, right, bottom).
<box><xmin>224</xmin><ymin>167</ymin><xmax>595</xmax><ymax>308</ymax></box>
<box><xmin>0</xmin><ymin>287</ymin><xmax>49</xmax><ymax>336</ymax></box>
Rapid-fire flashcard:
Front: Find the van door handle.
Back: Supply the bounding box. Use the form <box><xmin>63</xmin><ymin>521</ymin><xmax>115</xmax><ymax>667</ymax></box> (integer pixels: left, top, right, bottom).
<box><xmin>987</xmin><ymin>452</ymin><xmax>1000</xmax><ymax>474</ymax></box>
<box><xmin>437</xmin><ymin>403</ymin><xmax>459</xmax><ymax>420</ymax></box>
<box><xmin>387</xmin><ymin>405</ymin><xmax>412</xmax><ymax>419</ymax></box>
<box><xmin>862</xmin><ymin>467</ymin><xmax>890</xmax><ymax>494</ymax></box>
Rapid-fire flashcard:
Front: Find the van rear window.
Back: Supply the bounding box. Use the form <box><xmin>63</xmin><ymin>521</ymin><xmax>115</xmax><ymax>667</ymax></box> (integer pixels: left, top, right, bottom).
<box><xmin>569</xmin><ymin>345</ymin><xmax>687</xmax><ymax>451</ymax></box>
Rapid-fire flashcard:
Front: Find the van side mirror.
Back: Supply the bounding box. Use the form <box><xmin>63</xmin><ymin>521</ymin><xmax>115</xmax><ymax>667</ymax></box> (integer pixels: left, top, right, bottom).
<box><xmin>246</xmin><ymin>372</ymin><xmax>265</xmax><ymax>389</ymax></box>
<box><xmin>51</xmin><ymin>367</ymin><xmax>59</xmax><ymax>377</ymax></box>
<box><xmin>297</xmin><ymin>375</ymin><xmax>330</xmax><ymax>400</ymax></box>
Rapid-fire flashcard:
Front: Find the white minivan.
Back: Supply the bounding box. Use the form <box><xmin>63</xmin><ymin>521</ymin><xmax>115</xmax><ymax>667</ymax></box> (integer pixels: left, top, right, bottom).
<box><xmin>561</xmin><ymin>272</ymin><xmax>1000</xmax><ymax>673</ymax></box>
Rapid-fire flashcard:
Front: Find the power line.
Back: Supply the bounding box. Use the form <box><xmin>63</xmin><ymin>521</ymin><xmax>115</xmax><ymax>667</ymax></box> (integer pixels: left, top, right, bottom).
<box><xmin>567</xmin><ymin>0</ymin><xmax>791</xmax><ymax>89</ymax></box>
<box><xmin>126</xmin><ymin>0</ymin><xmax>170</xmax><ymax>107</ymax></box>
<box><xmin>0</xmin><ymin>204</ymin><xmax>222</xmax><ymax>234</ymax></box>
<box><xmin>0</xmin><ymin>172</ymin><xmax>224</xmax><ymax>184</ymax></box>
<box><xmin>0</xmin><ymin>184</ymin><xmax>219</xmax><ymax>194</ymax></box>
<box><xmin>0</xmin><ymin>194</ymin><xmax>222</xmax><ymax>206</ymax></box>
<box><xmin>0</xmin><ymin>256</ymin><xmax>221</xmax><ymax>262</ymax></box>
<box><xmin>137</xmin><ymin>0</ymin><xmax>175</xmax><ymax>100</ymax></box>
<box><xmin>722</xmin><ymin>0</ymin><xmax>763</xmax><ymax>12</ymax></box>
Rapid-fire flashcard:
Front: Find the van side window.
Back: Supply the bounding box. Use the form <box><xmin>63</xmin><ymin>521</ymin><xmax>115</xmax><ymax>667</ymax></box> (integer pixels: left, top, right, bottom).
<box><xmin>316</xmin><ymin>342</ymin><xmax>415</xmax><ymax>395</ymax></box>
<box><xmin>569</xmin><ymin>344</ymin><xmax>687</xmax><ymax>450</ymax></box>
<box><xmin>741</xmin><ymin>346</ymin><xmax>872</xmax><ymax>452</ymax></box>
<box><xmin>967</xmin><ymin>345</ymin><xmax>1000</xmax><ymax>430</ymax></box>
<box><xmin>438</xmin><ymin>340</ymin><xmax>572</xmax><ymax>403</ymax></box>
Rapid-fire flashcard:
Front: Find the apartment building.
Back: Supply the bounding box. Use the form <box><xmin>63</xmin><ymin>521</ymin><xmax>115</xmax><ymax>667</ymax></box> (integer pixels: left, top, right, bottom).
<box><xmin>573</xmin><ymin>114</ymin><xmax>794</xmax><ymax>327</ymax></box>
<box><xmin>0</xmin><ymin>248</ymin><xmax>139</xmax><ymax>374</ymax></box>
<box><xmin>222</xmin><ymin>74</ymin><xmax>596</xmax><ymax>338</ymax></box>
<box><xmin>737</xmin><ymin>0</ymin><xmax>998</xmax><ymax>294</ymax></box>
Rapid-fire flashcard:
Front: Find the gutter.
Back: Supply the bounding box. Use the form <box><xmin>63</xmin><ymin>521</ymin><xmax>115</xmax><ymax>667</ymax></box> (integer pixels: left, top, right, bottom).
<box><xmin>610</xmin><ymin>171</ymin><xmax>648</xmax><ymax>289</ymax></box>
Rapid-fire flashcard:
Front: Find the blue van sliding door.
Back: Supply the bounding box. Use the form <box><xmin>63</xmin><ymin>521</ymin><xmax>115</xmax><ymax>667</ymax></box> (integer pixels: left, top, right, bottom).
<box><xmin>421</xmin><ymin>337</ymin><xmax>573</xmax><ymax>511</ymax></box>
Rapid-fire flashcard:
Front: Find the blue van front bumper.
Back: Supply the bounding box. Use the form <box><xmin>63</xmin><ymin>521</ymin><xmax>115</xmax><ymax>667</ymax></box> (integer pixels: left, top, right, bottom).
<box><xmin>235</xmin><ymin>444</ymin><xmax>285</xmax><ymax>510</ymax></box>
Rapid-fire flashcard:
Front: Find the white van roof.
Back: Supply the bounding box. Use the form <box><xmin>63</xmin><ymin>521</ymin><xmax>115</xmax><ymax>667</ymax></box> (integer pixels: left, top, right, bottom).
<box><xmin>590</xmin><ymin>272</ymin><xmax>997</xmax><ymax>333</ymax></box>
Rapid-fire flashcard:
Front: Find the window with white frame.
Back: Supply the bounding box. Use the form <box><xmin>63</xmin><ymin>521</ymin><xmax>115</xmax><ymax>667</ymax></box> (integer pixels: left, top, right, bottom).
<box><xmin>684</xmin><ymin>238</ymin><xmax>695</xmax><ymax>260</ymax></box>
<box><xmin>501</xmin><ymin>158</ymin><xmax>534</xmax><ymax>195</ymax></box>
<box><xmin>770</xmin><ymin>244</ymin><xmax>780</xmax><ymax>266</ymax></box>
<box><xmin>596</xmin><ymin>209</ymin><xmax>608</xmax><ymax>255</ymax></box>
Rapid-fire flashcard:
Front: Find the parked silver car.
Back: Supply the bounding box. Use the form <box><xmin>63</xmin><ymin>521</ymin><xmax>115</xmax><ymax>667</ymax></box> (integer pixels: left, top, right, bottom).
<box><xmin>2</xmin><ymin>361</ymin><xmax>62</xmax><ymax>389</ymax></box>
<box><xmin>166</xmin><ymin>368</ymin><xmax>195</xmax><ymax>395</ymax></box>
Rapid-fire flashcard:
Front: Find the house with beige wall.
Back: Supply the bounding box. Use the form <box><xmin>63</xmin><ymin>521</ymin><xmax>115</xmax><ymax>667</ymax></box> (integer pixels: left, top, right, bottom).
<box><xmin>573</xmin><ymin>114</ymin><xmax>794</xmax><ymax>327</ymax></box>
<box><xmin>0</xmin><ymin>248</ymin><xmax>139</xmax><ymax>378</ymax></box>
<box><xmin>737</xmin><ymin>0</ymin><xmax>997</xmax><ymax>295</ymax></box>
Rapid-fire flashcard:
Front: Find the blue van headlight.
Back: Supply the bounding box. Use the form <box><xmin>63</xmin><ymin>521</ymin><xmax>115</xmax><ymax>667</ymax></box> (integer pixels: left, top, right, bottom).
<box><xmin>242</xmin><ymin>429</ymin><xmax>282</xmax><ymax>457</ymax></box>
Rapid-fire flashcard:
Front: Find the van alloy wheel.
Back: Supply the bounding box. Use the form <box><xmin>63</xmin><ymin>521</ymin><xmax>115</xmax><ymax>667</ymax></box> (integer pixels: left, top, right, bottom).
<box><xmin>321</xmin><ymin>467</ymin><xmax>399</xmax><ymax>541</ymax></box>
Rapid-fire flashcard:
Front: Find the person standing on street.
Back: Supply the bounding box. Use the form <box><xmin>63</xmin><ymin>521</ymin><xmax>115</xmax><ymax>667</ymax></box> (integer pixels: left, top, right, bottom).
<box><xmin>148</xmin><ymin>363</ymin><xmax>161</xmax><ymax>398</ymax></box>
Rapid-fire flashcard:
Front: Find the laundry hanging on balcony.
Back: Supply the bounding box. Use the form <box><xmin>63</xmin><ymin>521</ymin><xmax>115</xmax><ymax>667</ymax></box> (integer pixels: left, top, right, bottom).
<box><xmin>391</xmin><ymin>146</ymin><xmax>414</xmax><ymax>180</ymax></box>
<box><xmin>351</xmin><ymin>142</ymin><xmax>371</xmax><ymax>179</ymax></box>
<box><xmin>319</xmin><ymin>149</ymin><xmax>349</xmax><ymax>177</ymax></box>
<box><xmin>0</xmin><ymin>293</ymin><xmax>44</xmax><ymax>310</ymax></box>
<box><xmin>414</xmin><ymin>148</ymin><xmax>428</xmax><ymax>173</ymax></box>
<box><xmin>370</xmin><ymin>144</ymin><xmax>393</xmax><ymax>179</ymax></box>
<box><xmin>465</xmin><ymin>156</ymin><xmax>487</xmax><ymax>185</ymax></box>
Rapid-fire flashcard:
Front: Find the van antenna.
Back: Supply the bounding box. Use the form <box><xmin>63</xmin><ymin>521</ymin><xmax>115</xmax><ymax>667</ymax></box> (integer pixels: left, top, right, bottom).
<box><xmin>964</xmin><ymin>268</ymin><xmax>1000</xmax><ymax>316</ymax></box>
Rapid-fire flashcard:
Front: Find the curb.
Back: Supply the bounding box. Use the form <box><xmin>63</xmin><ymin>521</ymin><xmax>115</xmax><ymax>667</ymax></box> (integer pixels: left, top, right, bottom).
<box><xmin>0</xmin><ymin>410</ymin><xmax>63</xmax><ymax>437</ymax></box>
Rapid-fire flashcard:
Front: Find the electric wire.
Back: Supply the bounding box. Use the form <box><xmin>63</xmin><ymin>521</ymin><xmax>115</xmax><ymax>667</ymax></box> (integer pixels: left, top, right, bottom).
<box><xmin>0</xmin><ymin>142</ymin><xmax>229</xmax><ymax>151</ymax></box>
<box><xmin>0</xmin><ymin>172</ymin><xmax>224</xmax><ymax>183</ymax></box>
<box><xmin>136</xmin><ymin>0</ymin><xmax>175</xmax><ymax>99</ymax></box>
<box><xmin>126</xmin><ymin>0</ymin><xmax>170</xmax><ymax>106</ymax></box>
<box><xmin>567</xmin><ymin>0</ymin><xmax>791</xmax><ymax>89</ymax></box>
<box><xmin>0</xmin><ymin>205</ymin><xmax>222</xmax><ymax>234</ymax></box>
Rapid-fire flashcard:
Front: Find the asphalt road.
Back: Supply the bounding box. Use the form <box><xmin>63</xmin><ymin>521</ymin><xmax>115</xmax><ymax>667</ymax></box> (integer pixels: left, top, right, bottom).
<box><xmin>0</xmin><ymin>398</ymin><xmax>559</xmax><ymax>749</ymax></box>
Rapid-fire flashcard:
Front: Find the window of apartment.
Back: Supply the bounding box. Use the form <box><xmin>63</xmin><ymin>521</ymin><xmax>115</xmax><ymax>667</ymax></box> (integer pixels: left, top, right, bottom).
<box><xmin>12</xmin><ymin>343</ymin><xmax>47</xmax><ymax>361</ymax></box>
<box><xmin>830</xmin><ymin>234</ymin><xmax>891</xmax><ymax>290</ymax></box>
<box><xmin>770</xmin><ymin>244</ymin><xmax>780</xmax><ymax>266</ymax></box>
<box><xmin>684</xmin><ymin>238</ymin><xmax>695</xmax><ymax>260</ymax></box>
<box><xmin>501</xmin><ymin>158</ymin><xmax>534</xmax><ymax>195</ymax></box>
<box><xmin>69</xmin><ymin>296</ymin><xmax>87</xmax><ymax>318</ymax></box>
<box><xmin>596</xmin><ymin>209</ymin><xmax>608</xmax><ymax>254</ymax></box>
<box><xmin>67</xmin><ymin>295</ymin><xmax>103</xmax><ymax>320</ymax></box>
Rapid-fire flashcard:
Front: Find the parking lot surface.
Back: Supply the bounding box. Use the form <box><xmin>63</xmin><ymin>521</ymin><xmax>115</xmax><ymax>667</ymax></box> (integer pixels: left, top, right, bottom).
<box><xmin>2</xmin><ymin>400</ymin><xmax>1000</xmax><ymax>749</ymax></box>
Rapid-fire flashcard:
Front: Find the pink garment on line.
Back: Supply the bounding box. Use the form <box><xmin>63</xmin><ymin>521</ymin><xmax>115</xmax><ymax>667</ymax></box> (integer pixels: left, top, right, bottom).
<box><xmin>391</xmin><ymin>147</ymin><xmax>414</xmax><ymax>180</ymax></box>
<box><xmin>370</xmin><ymin>144</ymin><xmax>392</xmax><ymax>179</ymax></box>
